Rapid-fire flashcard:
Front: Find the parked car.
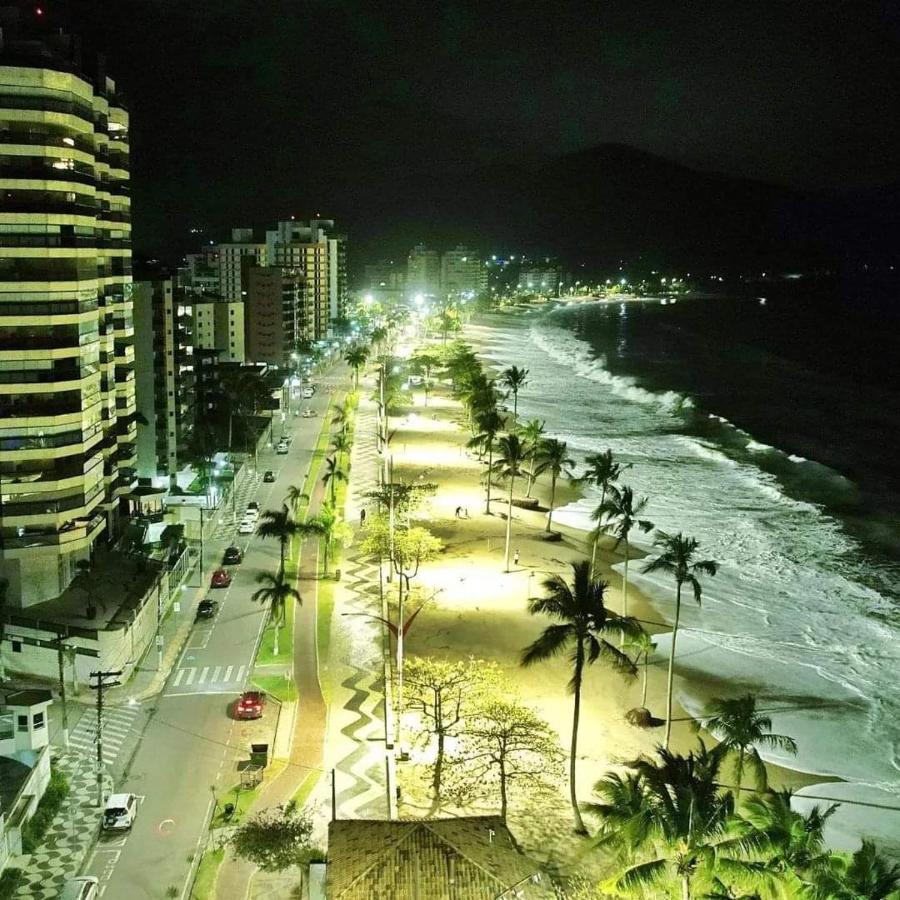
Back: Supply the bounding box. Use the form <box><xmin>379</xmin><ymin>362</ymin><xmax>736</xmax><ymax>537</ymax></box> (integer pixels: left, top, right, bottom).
<box><xmin>196</xmin><ymin>598</ymin><xmax>218</xmax><ymax>620</ymax></box>
<box><xmin>263</xmin><ymin>470</ymin><xmax>276</xmax><ymax>483</ymax></box>
<box><xmin>234</xmin><ymin>690</ymin><xmax>266</xmax><ymax>720</ymax></box>
<box><xmin>223</xmin><ymin>545</ymin><xmax>242</xmax><ymax>565</ymax></box>
<box><xmin>238</xmin><ymin>519</ymin><xmax>255</xmax><ymax>535</ymax></box>
<box><xmin>302</xmin><ymin>386</ymin><xmax>314</xmax><ymax>399</ymax></box>
<box><xmin>102</xmin><ymin>793</ymin><xmax>138</xmax><ymax>831</ymax></box>
<box><xmin>244</xmin><ymin>506</ymin><xmax>259</xmax><ymax>522</ymax></box>
<box><xmin>210</xmin><ymin>568</ymin><xmax>231</xmax><ymax>588</ymax></box>
<box><xmin>408</xmin><ymin>374</ymin><xmax>424</xmax><ymax>385</ymax></box>
<box><xmin>302</xmin><ymin>407</ymin><xmax>314</xmax><ymax>418</ymax></box>
<box><xmin>247</xmin><ymin>500</ymin><xmax>260</xmax><ymax>511</ymax></box>
<box><xmin>276</xmin><ymin>443</ymin><xmax>289</xmax><ymax>455</ymax></box>
<box><xmin>59</xmin><ymin>876</ymin><xmax>99</xmax><ymax>900</ymax></box>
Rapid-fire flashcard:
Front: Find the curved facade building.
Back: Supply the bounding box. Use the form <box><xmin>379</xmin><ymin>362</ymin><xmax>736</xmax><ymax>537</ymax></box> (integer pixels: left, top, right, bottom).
<box><xmin>0</xmin><ymin>11</ymin><xmax>136</xmax><ymax>606</ymax></box>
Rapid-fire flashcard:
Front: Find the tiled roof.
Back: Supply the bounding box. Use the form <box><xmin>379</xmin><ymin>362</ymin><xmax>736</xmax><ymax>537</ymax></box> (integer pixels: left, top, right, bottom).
<box><xmin>327</xmin><ymin>816</ymin><xmax>554</xmax><ymax>899</ymax></box>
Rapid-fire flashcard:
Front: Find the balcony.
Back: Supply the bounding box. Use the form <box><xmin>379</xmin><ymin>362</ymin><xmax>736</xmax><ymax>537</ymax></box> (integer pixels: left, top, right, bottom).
<box><xmin>3</xmin><ymin>512</ymin><xmax>105</xmax><ymax>553</ymax></box>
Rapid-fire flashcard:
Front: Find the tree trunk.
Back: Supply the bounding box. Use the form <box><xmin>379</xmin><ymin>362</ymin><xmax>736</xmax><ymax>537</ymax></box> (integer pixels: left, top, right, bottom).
<box><xmin>590</xmin><ymin>533</ymin><xmax>598</xmax><ymax>575</ymax></box>
<box><xmin>485</xmin><ymin>443</ymin><xmax>493</xmax><ymax>514</ymax></box>
<box><xmin>570</xmin><ymin>650</ymin><xmax>587</xmax><ymax>834</ymax></box>
<box><xmin>280</xmin><ymin>538</ymin><xmax>286</xmax><ymax>575</ymax></box>
<box><xmin>434</xmin><ymin>729</ymin><xmax>445</xmax><ymax>796</ymax></box>
<box><xmin>735</xmin><ymin>747</ymin><xmax>745</xmax><ymax>801</ymax></box>
<box><xmin>641</xmin><ymin>650</ymin><xmax>649</xmax><ymax>708</ymax></box>
<box><xmin>56</xmin><ymin>642</ymin><xmax>69</xmax><ymax>749</ymax></box>
<box><xmin>273</xmin><ymin>615</ymin><xmax>280</xmax><ymax>657</ymax></box>
<box><xmin>504</xmin><ymin>475</ymin><xmax>515</xmax><ymax>572</ymax></box>
<box><xmin>622</xmin><ymin>541</ymin><xmax>629</xmax><ymax>616</ymax></box>
<box><xmin>499</xmin><ymin>756</ymin><xmax>508</xmax><ymax>821</ymax></box>
<box><xmin>682</xmin><ymin>874</ymin><xmax>691</xmax><ymax>900</ymax></box>
<box><xmin>547</xmin><ymin>472</ymin><xmax>557</xmax><ymax>532</ymax></box>
<box><xmin>526</xmin><ymin>453</ymin><xmax>537</xmax><ymax>497</ymax></box>
<box><xmin>664</xmin><ymin>582</ymin><xmax>683</xmax><ymax>749</ymax></box>
<box><xmin>397</xmin><ymin>572</ymin><xmax>405</xmax><ymax>750</ymax></box>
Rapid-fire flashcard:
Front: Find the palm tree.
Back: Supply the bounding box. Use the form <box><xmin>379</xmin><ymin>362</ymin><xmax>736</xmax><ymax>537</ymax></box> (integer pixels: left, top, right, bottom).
<box><xmin>814</xmin><ymin>840</ymin><xmax>900</xmax><ymax>900</ymax></box>
<box><xmin>579</xmin><ymin>449</ymin><xmax>630</xmax><ymax>572</ymax></box>
<box><xmin>706</xmin><ymin>694</ymin><xmax>798</xmax><ymax>799</ymax></box>
<box><xmin>467</xmin><ymin>409</ymin><xmax>505</xmax><ymax>514</ymax></box>
<box><xmin>330</xmin><ymin>431</ymin><xmax>351</xmax><ymax>465</ymax></box>
<box><xmin>522</xmin><ymin>561</ymin><xmax>640</xmax><ymax>833</ymax></box>
<box><xmin>591</xmin><ymin>742</ymin><xmax>735</xmax><ymax>900</ymax></box>
<box><xmin>595</xmin><ymin>485</ymin><xmax>653</xmax><ymax>616</ymax></box>
<box><xmin>493</xmin><ymin>433</ymin><xmax>527</xmax><ymax>572</ymax></box>
<box><xmin>257</xmin><ymin>505</ymin><xmax>299</xmax><ymax>573</ymax></box>
<box><xmin>520</xmin><ymin>419</ymin><xmax>546</xmax><ymax>497</ymax></box>
<box><xmin>643</xmin><ymin>531</ymin><xmax>718</xmax><ymax>748</ymax></box>
<box><xmin>322</xmin><ymin>456</ymin><xmax>347</xmax><ymax>504</ymax></box>
<box><xmin>535</xmin><ymin>438</ymin><xmax>576</xmax><ymax>532</ymax></box>
<box><xmin>331</xmin><ymin>398</ymin><xmax>351</xmax><ymax>432</ymax></box>
<box><xmin>344</xmin><ymin>345</ymin><xmax>369</xmax><ymax>388</ymax></box>
<box><xmin>251</xmin><ymin>570</ymin><xmax>301</xmax><ymax>657</ymax></box>
<box><xmin>299</xmin><ymin>503</ymin><xmax>339</xmax><ymax>574</ymax></box>
<box><xmin>626</xmin><ymin>629</ymin><xmax>657</xmax><ymax>711</ymax></box>
<box><xmin>502</xmin><ymin>365</ymin><xmax>529</xmax><ymax>419</ymax></box>
<box><xmin>284</xmin><ymin>485</ymin><xmax>309</xmax><ymax>517</ymax></box>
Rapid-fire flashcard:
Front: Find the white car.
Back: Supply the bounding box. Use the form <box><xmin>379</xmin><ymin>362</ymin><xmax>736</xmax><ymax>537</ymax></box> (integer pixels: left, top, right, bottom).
<box><xmin>408</xmin><ymin>374</ymin><xmax>424</xmax><ymax>386</ymax></box>
<box><xmin>302</xmin><ymin>408</ymin><xmax>314</xmax><ymax>418</ymax></box>
<box><xmin>302</xmin><ymin>387</ymin><xmax>314</xmax><ymax>399</ymax></box>
<box><xmin>244</xmin><ymin>507</ymin><xmax>259</xmax><ymax>522</ymax></box>
<box><xmin>276</xmin><ymin>443</ymin><xmax>289</xmax><ymax>455</ymax></box>
<box><xmin>238</xmin><ymin>519</ymin><xmax>255</xmax><ymax>535</ymax></box>
<box><xmin>60</xmin><ymin>877</ymin><xmax>99</xmax><ymax>900</ymax></box>
<box><xmin>102</xmin><ymin>793</ymin><xmax>137</xmax><ymax>831</ymax></box>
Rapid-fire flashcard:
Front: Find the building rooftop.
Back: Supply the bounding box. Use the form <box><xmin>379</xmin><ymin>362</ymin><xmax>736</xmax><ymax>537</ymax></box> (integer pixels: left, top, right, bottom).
<box><xmin>326</xmin><ymin>817</ymin><xmax>553</xmax><ymax>899</ymax></box>
<box><xmin>3</xmin><ymin>690</ymin><xmax>52</xmax><ymax>708</ymax></box>
<box><xmin>0</xmin><ymin>755</ymin><xmax>33</xmax><ymax>818</ymax></box>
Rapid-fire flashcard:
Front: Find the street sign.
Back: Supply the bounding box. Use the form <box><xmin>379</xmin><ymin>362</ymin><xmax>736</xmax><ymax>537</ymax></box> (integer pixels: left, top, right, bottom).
<box><xmin>156</xmin><ymin>635</ymin><xmax>164</xmax><ymax>648</ymax></box>
<box><xmin>173</xmin><ymin>601</ymin><xmax>181</xmax><ymax>613</ymax></box>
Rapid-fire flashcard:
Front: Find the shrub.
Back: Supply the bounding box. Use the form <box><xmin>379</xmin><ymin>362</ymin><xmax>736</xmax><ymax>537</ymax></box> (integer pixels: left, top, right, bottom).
<box><xmin>21</xmin><ymin>768</ymin><xmax>69</xmax><ymax>853</ymax></box>
<box><xmin>0</xmin><ymin>869</ymin><xmax>23</xmax><ymax>900</ymax></box>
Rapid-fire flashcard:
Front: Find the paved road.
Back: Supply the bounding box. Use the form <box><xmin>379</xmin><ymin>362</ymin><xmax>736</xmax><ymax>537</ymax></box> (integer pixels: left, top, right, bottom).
<box><xmin>82</xmin><ymin>371</ymin><xmax>343</xmax><ymax>899</ymax></box>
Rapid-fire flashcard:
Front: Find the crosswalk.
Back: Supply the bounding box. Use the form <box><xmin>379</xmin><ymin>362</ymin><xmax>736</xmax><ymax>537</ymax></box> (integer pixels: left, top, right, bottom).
<box><xmin>67</xmin><ymin>704</ymin><xmax>141</xmax><ymax>768</ymax></box>
<box><xmin>168</xmin><ymin>662</ymin><xmax>248</xmax><ymax>693</ymax></box>
<box><xmin>209</xmin><ymin>472</ymin><xmax>262</xmax><ymax>540</ymax></box>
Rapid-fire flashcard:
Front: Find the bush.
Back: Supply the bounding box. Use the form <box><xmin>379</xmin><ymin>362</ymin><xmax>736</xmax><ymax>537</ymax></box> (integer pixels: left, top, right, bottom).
<box><xmin>21</xmin><ymin>768</ymin><xmax>69</xmax><ymax>853</ymax></box>
<box><xmin>0</xmin><ymin>869</ymin><xmax>23</xmax><ymax>900</ymax></box>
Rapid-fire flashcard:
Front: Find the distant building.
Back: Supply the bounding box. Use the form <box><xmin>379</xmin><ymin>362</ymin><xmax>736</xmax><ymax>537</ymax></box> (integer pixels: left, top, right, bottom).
<box><xmin>363</xmin><ymin>260</ymin><xmax>406</xmax><ymax>305</ymax></box>
<box><xmin>216</xmin><ymin>228</ymin><xmax>266</xmax><ymax>301</ymax></box>
<box><xmin>0</xmin><ymin>11</ymin><xmax>136</xmax><ymax>607</ymax></box>
<box><xmin>245</xmin><ymin>267</ymin><xmax>304</xmax><ymax>367</ymax></box>
<box><xmin>193</xmin><ymin>297</ymin><xmax>245</xmax><ymax>363</ymax></box>
<box><xmin>440</xmin><ymin>245</ymin><xmax>484</xmax><ymax>300</ymax></box>
<box><xmin>180</xmin><ymin>247</ymin><xmax>220</xmax><ymax>296</ymax></box>
<box><xmin>517</xmin><ymin>266</ymin><xmax>560</xmax><ymax>296</ymax></box>
<box><xmin>406</xmin><ymin>244</ymin><xmax>441</xmax><ymax>300</ymax></box>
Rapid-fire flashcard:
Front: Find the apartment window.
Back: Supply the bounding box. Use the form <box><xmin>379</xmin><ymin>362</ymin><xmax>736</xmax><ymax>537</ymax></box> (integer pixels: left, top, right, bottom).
<box><xmin>33</xmin><ymin>711</ymin><xmax>45</xmax><ymax>730</ymax></box>
<box><xmin>17</xmin><ymin>715</ymin><xmax>28</xmax><ymax>732</ymax></box>
<box><xmin>12</xmin><ymin>640</ymin><xmax>22</xmax><ymax>653</ymax></box>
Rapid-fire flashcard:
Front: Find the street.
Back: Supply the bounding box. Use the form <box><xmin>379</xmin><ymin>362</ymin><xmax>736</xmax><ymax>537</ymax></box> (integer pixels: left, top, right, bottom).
<box><xmin>82</xmin><ymin>372</ymin><xmax>341</xmax><ymax>899</ymax></box>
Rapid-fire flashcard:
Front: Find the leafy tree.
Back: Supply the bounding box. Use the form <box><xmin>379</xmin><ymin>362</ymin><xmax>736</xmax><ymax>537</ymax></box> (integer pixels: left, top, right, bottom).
<box><xmin>520</xmin><ymin>419</ymin><xmax>546</xmax><ymax>497</ymax></box>
<box><xmin>627</xmin><ymin>629</ymin><xmax>657</xmax><ymax>712</ymax></box>
<box><xmin>322</xmin><ymin>456</ymin><xmax>347</xmax><ymax>504</ymax></box>
<box><xmin>706</xmin><ymin>694</ymin><xmax>797</xmax><ymax>799</ymax></box>
<box><xmin>814</xmin><ymin>840</ymin><xmax>900</xmax><ymax>900</ymax></box>
<box><xmin>230</xmin><ymin>802</ymin><xmax>318</xmax><ymax>872</ymax></box>
<box><xmin>344</xmin><ymin>345</ymin><xmax>369</xmax><ymax>388</ymax></box>
<box><xmin>448</xmin><ymin>698</ymin><xmax>563</xmax><ymax>819</ymax></box>
<box><xmin>522</xmin><ymin>561</ymin><xmax>641</xmax><ymax>833</ymax></box>
<box><xmin>251</xmin><ymin>571</ymin><xmax>300</xmax><ymax>656</ymax></box>
<box><xmin>257</xmin><ymin>505</ymin><xmax>299</xmax><ymax>573</ymax></box>
<box><xmin>492</xmin><ymin>433</ymin><xmax>527</xmax><ymax>572</ymax></box>
<box><xmin>643</xmin><ymin>531</ymin><xmax>718</xmax><ymax>749</ymax></box>
<box><xmin>362</xmin><ymin>479</ymin><xmax>437</xmax><ymax>526</ymax></box>
<box><xmin>502</xmin><ymin>365</ymin><xmax>529</xmax><ymax>418</ymax></box>
<box><xmin>404</xmin><ymin>656</ymin><xmax>498</xmax><ymax>797</ymax></box>
<box><xmin>594</xmin><ymin>484</ymin><xmax>653</xmax><ymax>616</ymax></box>
<box><xmin>410</xmin><ymin>348</ymin><xmax>440</xmax><ymax>405</ymax></box>
<box><xmin>331</xmin><ymin>397</ymin><xmax>352</xmax><ymax>432</ymax></box>
<box><xmin>535</xmin><ymin>438</ymin><xmax>576</xmax><ymax>532</ymax></box>
<box><xmin>284</xmin><ymin>485</ymin><xmax>309</xmax><ymax>517</ymax></box>
<box><xmin>298</xmin><ymin>502</ymin><xmax>352</xmax><ymax>575</ymax></box>
<box><xmin>467</xmin><ymin>408</ymin><xmax>505</xmax><ymax>515</ymax></box>
<box><xmin>579</xmin><ymin>449</ymin><xmax>629</xmax><ymax>573</ymax></box>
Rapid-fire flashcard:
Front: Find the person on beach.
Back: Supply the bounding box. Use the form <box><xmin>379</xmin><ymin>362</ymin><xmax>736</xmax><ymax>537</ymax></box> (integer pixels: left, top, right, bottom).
<box><xmin>514</xmin><ymin>549</ymin><xmax>520</xmax><ymax>566</ymax></box>
<box><xmin>360</xmin><ymin>508</ymin><xmax>366</xmax><ymax>526</ymax></box>
<box><xmin>455</xmin><ymin>506</ymin><xmax>462</xmax><ymax>518</ymax></box>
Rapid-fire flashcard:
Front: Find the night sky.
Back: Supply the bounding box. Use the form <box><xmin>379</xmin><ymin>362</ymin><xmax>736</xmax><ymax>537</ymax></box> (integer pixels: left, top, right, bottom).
<box><xmin>58</xmin><ymin>0</ymin><xmax>900</xmax><ymax>261</ymax></box>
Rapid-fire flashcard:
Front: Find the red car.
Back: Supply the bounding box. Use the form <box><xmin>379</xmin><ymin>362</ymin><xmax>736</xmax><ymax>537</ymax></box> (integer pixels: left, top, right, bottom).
<box><xmin>210</xmin><ymin>568</ymin><xmax>231</xmax><ymax>589</ymax></box>
<box><xmin>234</xmin><ymin>690</ymin><xmax>266</xmax><ymax>720</ymax></box>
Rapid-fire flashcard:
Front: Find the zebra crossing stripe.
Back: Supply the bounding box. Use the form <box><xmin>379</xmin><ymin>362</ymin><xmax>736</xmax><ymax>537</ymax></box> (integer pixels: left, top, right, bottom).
<box><xmin>235</xmin><ymin>665</ymin><xmax>246</xmax><ymax>684</ymax></box>
<box><xmin>224</xmin><ymin>665</ymin><xmax>233</xmax><ymax>681</ymax></box>
<box><xmin>199</xmin><ymin>667</ymin><xmax>210</xmax><ymax>684</ymax></box>
<box><xmin>173</xmin><ymin>668</ymin><xmax>186</xmax><ymax>687</ymax></box>
<box><xmin>212</xmin><ymin>666</ymin><xmax>222</xmax><ymax>682</ymax></box>
<box><xmin>185</xmin><ymin>669</ymin><xmax>196</xmax><ymax>686</ymax></box>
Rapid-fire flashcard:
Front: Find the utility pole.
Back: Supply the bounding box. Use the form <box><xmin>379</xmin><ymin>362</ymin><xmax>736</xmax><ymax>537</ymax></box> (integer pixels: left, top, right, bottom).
<box><xmin>89</xmin><ymin>670</ymin><xmax>122</xmax><ymax>808</ymax></box>
<box><xmin>53</xmin><ymin>636</ymin><xmax>70</xmax><ymax>750</ymax></box>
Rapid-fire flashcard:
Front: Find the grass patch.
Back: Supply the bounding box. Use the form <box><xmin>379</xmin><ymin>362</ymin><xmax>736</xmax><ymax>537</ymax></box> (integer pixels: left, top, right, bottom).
<box><xmin>291</xmin><ymin>770</ymin><xmax>322</xmax><ymax>807</ymax></box>
<box><xmin>190</xmin><ymin>848</ymin><xmax>224</xmax><ymax>900</ymax></box>
<box><xmin>316</xmin><ymin>578</ymin><xmax>336</xmax><ymax>702</ymax></box>
<box><xmin>211</xmin><ymin>781</ymin><xmax>263</xmax><ymax>829</ymax></box>
<box><xmin>21</xmin><ymin>768</ymin><xmax>69</xmax><ymax>853</ymax></box>
<box><xmin>0</xmin><ymin>869</ymin><xmax>23</xmax><ymax>900</ymax></box>
<box><xmin>251</xmin><ymin>673</ymin><xmax>298</xmax><ymax>703</ymax></box>
<box><xmin>253</xmin><ymin>593</ymin><xmax>295</xmax><ymax>667</ymax></box>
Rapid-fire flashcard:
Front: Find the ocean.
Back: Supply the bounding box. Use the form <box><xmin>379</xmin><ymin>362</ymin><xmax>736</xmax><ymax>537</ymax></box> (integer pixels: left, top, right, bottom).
<box><xmin>467</xmin><ymin>290</ymin><xmax>900</xmax><ymax>850</ymax></box>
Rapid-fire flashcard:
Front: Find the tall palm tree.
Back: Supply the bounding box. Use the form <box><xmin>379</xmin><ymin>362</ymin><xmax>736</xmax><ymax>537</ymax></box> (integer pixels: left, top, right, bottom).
<box><xmin>626</xmin><ymin>629</ymin><xmax>657</xmax><ymax>711</ymax></box>
<box><xmin>522</xmin><ymin>561</ymin><xmax>640</xmax><ymax>833</ymax></box>
<box><xmin>330</xmin><ymin>431</ymin><xmax>351</xmax><ymax>465</ymax></box>
<box><xmin>595</xmin><ymin>485</ymin><xmax>653</xmax><ymax>615</ymax></box>
<box><xmin>814</xmin><ymin>840</ymin><xmax>900</xmax><ymax>900</ymax></box>
<box><xmin>520</xmin><ymin>419</ymin><xmax>546</xmax><ymax>497</ymax></box>
<box><xmin>591</xmin><ymin>742</ymin><xmax>736</xmax><ymax>900</ymax></box>
<box><xmin>299</xmin><ymin>503</ymin><xmax>338</xmax><ymax>574</ymax></box>
<box><xmin>251</xmin><ymin>570</ymin><xmax>301</xmax><ymax>657</ymax></box>
<box><xmin>643</xmin><ymin>531</ymin><xmax>718</xmax><ymax>748</ymax></box>
<box><xmin>706</xmin><ymin>694</ymin><xmax>798</xmax><ymax>798</ymax></box>
<box><xmin>502</xmin><ymin>365</ymin><xmax>529</xmax><ymax>419</ymax></box>
<box><xmin>467</xmin><ymin>409</ymin><xmax>505</xmax><ymax>515</ymax></box>
<box><xmin>331</xmin><ymin>398</ymin><xmax>351</xmax><ymax>432</ymax></box>
<box><xmin>493</xmin><ymin>433</ymin><xmax>527</xmax><ymax>572</ymax></box>
<box><xmin>322</xmin><ymin>456</ymin><xmax>347</xmax><ymax>504</ymax></box>
<box><xmin>535</xmin><ymin>438</ymin><xmax>576</xmax><ymax>532</ymax></box>
<box><xmin>257</xmin><ymin>505</ymin><xmax>299</xmax><ymax>573</ymax></box>
<box><xmin>284</xmin><ymin>485</ymin><xmax>309</xmax><ymax>517</ymax></box>
<box><xmin>579</xmin><ymin>449</ymin><xmax>630</xmax><ymax>572</ymax></box>
<box><xmin>344</xmin><ymin>345</ymin><xmax>369</xmax><ymax>388</ymax></box>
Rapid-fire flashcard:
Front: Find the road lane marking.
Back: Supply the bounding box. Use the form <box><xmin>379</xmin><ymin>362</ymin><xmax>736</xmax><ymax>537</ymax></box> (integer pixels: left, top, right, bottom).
<box><xmin>212</xmin><ymin>665</ymin><xmax>222</xmax><ymax>681</ymax></box>
<box><xmin>163</xmin><ymin>690</ymin><xmax>243</xmax><ymax>698</ymax></box>
<box><xmin>199</xmin><ymin>666</ymin><xmax>210</xmax><ymax>684</ymax></box>
<box><xmin>185</xmin><ymin>668</ymin><xmax>196</xmax><ymax>686</ymax></box>
<box><xmin>173</xmin><ymin>668</ymin><xmax>186</xmax><ymax>687</ymax></box>
<box><xmin>224</xmin><ymin>665</ymin><xmax>233</xmax><ymax>681</ymax></box>
<box><xmin>236</xmin><ymin>665</ymin><xmax>246</xmax><ymax>683</ymax></box>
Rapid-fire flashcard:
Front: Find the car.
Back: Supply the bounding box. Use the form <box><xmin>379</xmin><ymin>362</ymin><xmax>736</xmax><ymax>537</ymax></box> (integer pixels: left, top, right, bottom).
<box><xmin>196</xmin><ymin>598</ymin><xmax>218</xmax><ymax>620</ymax></box>
<box><xmin>263</xmin><ymin>470</ymin><xmax>276</xmax><ymax>483</ymax></box>
<box><xmin>59</xmin><ymin>876</ymin><xmax>100</xmax><ymax>900</ymax></box>
<box><xmin>244</xmin><ymin>506</ymin><xmax>259</xmax><ymax>522</ymax></box>
<box><xmin>223</xmin><ymin>545</ymin><xmax>242</xmax><ymax>565</ymax></box>
<box><xmin>234</xmin><ymin>690</ymin><xmax>266</xmax><ymax>720</ymax></box>
<box><xmin>238</xmin><ymin>519</ymin><xmax>255</xmax><ymax>535</ymax></box>
<box><xmin>210</xmin><ymin>568</ymin><xmax>231</xmax><ymax>588</ymax></box>
<box><xmin>102</xmin><ymin>793</ymin><xmax>138</xmax><ymax>831</ymax></box>
<box><xmin>276</xmin><ymin>444</ymin><xmax>289</xmax><ymax>455</ymax></box>
<box><xmin>247</xmin><ymin>500</ymin><xmax>260</xmax><ymax>511</ymax></box>
<box><xmin>302</xmin><ymin>407</ymin><xmax>314</xmax><ymax>418</ymax></box>
<box><xmin>302</xmin><ymin>386</ymin><xmax>314</xmax><ymax>399</ymax></box>
<box><xmin>408</xmin><ymin>374</ymin><xmax>424</xmax><ymax>385</ymax></box>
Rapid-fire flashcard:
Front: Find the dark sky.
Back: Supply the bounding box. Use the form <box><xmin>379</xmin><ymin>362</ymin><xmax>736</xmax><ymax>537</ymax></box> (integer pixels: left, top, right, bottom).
<box><xmin>59</xmin><ymin>0</ymin><xmax>900</xmax><ymax>259</ymax></box>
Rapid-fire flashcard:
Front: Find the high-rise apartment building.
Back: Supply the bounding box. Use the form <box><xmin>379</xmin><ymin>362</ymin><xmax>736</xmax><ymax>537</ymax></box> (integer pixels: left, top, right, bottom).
<box><xmin>440</xmin><ymin>245</ymin><xmax>484</xmax><ymax>300</ymax></box>
<box><xmin>363</xmin><ymin>260</ymin><xmax>405</xmax><ymax>305</ymax></box>
<box><xmin>217</xmin><ymin>227</ymin><xmax>266</xmax><ymax>301</ymax></box>
<box><xmin>193</xmin><ymin>297</ymin><xmax>245</xmax><ymax>363</ymax></box>
<box><xmin>245</xmin><ymin>266</ymin><xmax>303</xmax><ymax>367</ymax></box>
<box><xmin>0</xmin><ymin>11</ymin><xmax>136</xmax><ymax>606</ymax></box>
<box><xmin>266</xmin><ymin>219</ymin><xmax>346</xmax><ymax>340</ymax></box>
<box><xmin>406</xmin><ymin>244</ymin><xmax>440</xmax><ymax>300</ymax></box>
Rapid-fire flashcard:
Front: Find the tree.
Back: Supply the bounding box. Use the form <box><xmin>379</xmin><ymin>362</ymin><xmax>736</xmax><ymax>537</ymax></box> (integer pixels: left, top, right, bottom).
<box><xmin>322</xmin><ymin>456</ymin><xmax>347</xmax><ymax>504</ymax></box>
<box><xmin>257</xmin><ymin>505</ymin><xmax>299</xmax><ymax>573</ymax></box>
<box><xmin>520</xmin><ymin>419</ymin><xmax>546</xmax><ymax>497</ymax></box>
<box><xmin>493</xmin><ymin>433</ymin><xmax>527</xmax><ymax>572</ymax></box>
<box><xmin>706</xmin><ymin>694</ymin><xmax>797</xmax><ymax>799</ymax></box>
<box><xmin>579</xmin><ymin>449</ymin><xmax>629</xmax><ymax>574</ymax></box>
<box><xmin>643</xmin><ymin>531</ymin><xmax>718</xmax><ymax>749</ymax></box>
<box><xmin>502</xmin><ymin>365</ymin><xmax>529</xmax><ymax>418</ymax></box>
<box><xmin>626</xmin><ymin>629</ymin><xmax>657</xmax><ymax>713</ymax></box>
<box><xmin>814</xmin><ymin>840</ymin><xmax>900</xmax><ymax>900</ymax></box>
<box><xmin>299</xmin><ymin>502</ymin><xmax>352</xmax><ymax>576</ymax></box>
<box><xmin>591</xmin><ymin>743</ymin><xmax>737</xmax><ymax>900</ymax></box>
<box><xmin>331</xmin><ymin>397</ymin><xmax>352</xmax><ymax>432</ymax></box>
<box><xmin>410</xmin><ymin>349</ymin><xmax>440</xmax><ymax>406</ymax></box>
<box><xmin>231</xmin><ymin>802</ymin><xmax>318</xmax><ymax>872</ymax></box>
<box><xmin>284</xmin><ymin>485</ymin><xmax>308</xmax><ymax>517</ymax></box>
<box><xmin>594</xmin><ymin>485</ymin><xmax>653</xmax><ymax>616</ymax></box>
<box><xmin>330</xmin><ymin>431</ymin><xmax>351</xmax><ymax>465</ymax></box>
<box><xmin>535</xmin><ymin>438</ymin><xmax>576</xmax><ymax>533</ymax></box>
<box><xmin>449</xmin><ymin>697</ymin><xmax>563</xmax><ymax>819</ymax></box>
<box><xmin>344</xmin><ymin>345</ymin><xmax>369</xmax><ymax>388</ymax></box>
<box><xmin>403</xmin><ymin>655</ymin><xmax>497</xmax><ymax>797</ymax></box>
<box><xmin>522</xmin><ymin>561</ymin><xmax>641</xmax><ymax>833</ymax></box>
<box><xmin>251</xmin><ymin>570</ymin><xmax>300</xmax><ymax>657</ymax></box>
<box><xmin>467</xmin><ymin>409</ymin><xmax>505</xmax><ymax>515</ymax></box>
